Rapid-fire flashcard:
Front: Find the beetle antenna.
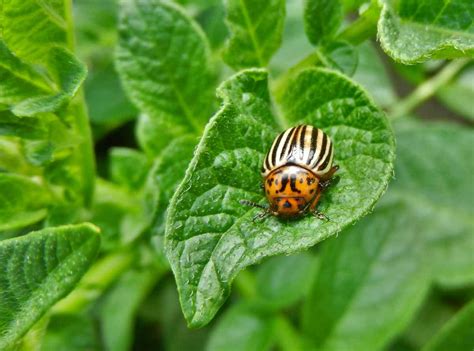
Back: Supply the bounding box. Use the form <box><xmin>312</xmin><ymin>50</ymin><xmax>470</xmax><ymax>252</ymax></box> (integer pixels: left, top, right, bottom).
<box><xmin>239</xmin><ymin>200</ymin><xmax>267</xmax><ymax>210</ymax></box>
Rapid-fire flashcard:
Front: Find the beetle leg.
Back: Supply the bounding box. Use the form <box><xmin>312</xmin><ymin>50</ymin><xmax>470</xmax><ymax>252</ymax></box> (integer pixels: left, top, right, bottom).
<box><xmin>252</xmin><ymin>211</ymin><xmax>271</xmax><ymax>222</ymax></box>
<box><xmin>312</xmin><ymin>209</ymin><xmax>329</xmax><ymax>221</ymax></box>
<box><xmin>239</xmin><ymin>200</ymin><xmax>267</xmax><ymax>210</ymax></box>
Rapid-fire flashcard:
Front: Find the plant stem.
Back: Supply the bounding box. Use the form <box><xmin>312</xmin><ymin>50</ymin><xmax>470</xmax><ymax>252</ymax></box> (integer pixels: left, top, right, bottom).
<box><xmin>52</xmin><ymin>250</ymin><xmax>135</xmax><ymax>313</ymax></box>
<box><xmin>338</xmin><ymin>0</ymin><xmax>381</xmax><ymax>45</ymax></box>
<box><xmin>65</xmin><ymin>0</ymin><xmax>96</xmax><ymax>206</ymax></box>
<box><xmin>389</xmin><ymin>59</ymin><xmax>470</xmax><ymax>120</ymax></box>
<box><xmin>271</xmin><ymin>52</ymin><xmax>321</xmax><ymax>103</ymax></box>
<box><xmin>273</xmin><ymin>315</ymin><xmax>305</xmax><ymax>351</ymax></box>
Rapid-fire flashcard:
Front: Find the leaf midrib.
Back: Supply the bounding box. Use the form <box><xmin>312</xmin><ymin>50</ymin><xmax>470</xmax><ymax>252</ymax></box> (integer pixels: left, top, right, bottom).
<box><xmin>0</xmin><ymin>60</ymin><xmax>53</xmax><ymax>94</ymax></box>
<box><xmin>399</xmin><ymin>18</ymin><xmax>474</xmax><ymax>40</ymax></box>
<box><xmin>0</xmin><ymin>232</ymin><xmax>97</xmax><ymax>348</ymax></box>
<box><xmin>238</xmin><ymin>0</ymin><xmax>265</xmax><ymax>66</ymax></box>
<box><xmin>133</xmin><ymin>2</ymin><xmax>205</xmax><ymax>134</ymax></box>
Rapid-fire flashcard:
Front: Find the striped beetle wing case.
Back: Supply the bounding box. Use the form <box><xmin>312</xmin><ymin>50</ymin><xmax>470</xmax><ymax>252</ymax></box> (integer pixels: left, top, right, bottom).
<box><xmin>261</xmin><ymin>125</ymin><xmax>334</xmax><ymax>178</ymax></box>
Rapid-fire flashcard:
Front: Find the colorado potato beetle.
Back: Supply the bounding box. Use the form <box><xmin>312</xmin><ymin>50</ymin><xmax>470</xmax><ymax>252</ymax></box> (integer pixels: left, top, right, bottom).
<box><xmin>241</xmin><ymin>125</ymin><xmax>338</xmax><ymax>220</ymax></box>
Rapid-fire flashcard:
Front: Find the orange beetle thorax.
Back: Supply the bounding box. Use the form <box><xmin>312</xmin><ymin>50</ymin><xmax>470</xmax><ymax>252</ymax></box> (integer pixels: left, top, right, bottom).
<box><xmin>264</xmin><ymin>165</ymin><xmax>320</xmax><ymax>217</ymax></box>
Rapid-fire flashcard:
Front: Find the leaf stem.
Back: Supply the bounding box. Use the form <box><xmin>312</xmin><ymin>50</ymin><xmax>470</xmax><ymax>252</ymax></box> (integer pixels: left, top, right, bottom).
<box><xmin>271</xmin><ymin>52</ymin><xmax>321</xmax><ymax>103</ymax></box>
<box><xmin>337</xmin><ymin>0</ymin><xmax>381</xmax><ymax>45</ymax></box>
<box><xmin>65</xmin><ymin>0</ymin><xmax>96</xmax><ymax>206</ymax></box>
<box><xmin>52</xmin><ymin>250</ymin><xmax>135</xmax><ymax>313</ymax></box>
<box><xmin>273</xmin><ymin>315</ymin><xmax>305</xmax><ymax>351</ymax></box>
<box><xmin>389</xmin><ymin>58</ymin><xmax>470</xmax><ymax>120</ymax></box>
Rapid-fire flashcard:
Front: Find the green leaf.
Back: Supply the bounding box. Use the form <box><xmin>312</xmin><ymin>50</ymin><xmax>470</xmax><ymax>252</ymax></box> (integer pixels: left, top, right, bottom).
<box><xmin>0</xmin><ymin>139</ymin><xmax>32</xmax><ymax>174</ymax></box>
<box><xmin>145</xmin><ymin>135</ymin><xmax>197</xmax><ymax>238</ymax></box>
<box><xmin>165</xmin><ymin>68</ymin><xmax>395</xmax><ymax>327</ymax></box>
<box><xmin>196</xmin><ymin>3</ymin><xmax>229</xmax><ymax>49</ymax></box>
<box><xmin>0</xmin><ymin>0</ymin><xmax>68</xmax><ymax>63</ymax></box>
<box><xmin>116</xmin><ymin>0</ymin><xmax>216</xmax><ymax>153</ymax></box>
<box><xmin>318</xmin><ymin>40</ymin><xmax>359</xmax><ymax>76</ymax></box>
<box><xmin>270</xmin><ymin>0</ymin><xmax>314</xmax><ymax>75</ymax></box>
<box><xmin>378</xmin><ymin>0</ymin><xmax>474</xmax><ymax>63</ymax></box>
<box><xmin>101</xmin><ymin>268</ymin><xmax>159</xmax><ymax>351</ymax></box>
<box><xmin>12</xmin><ymin>47</ymin><xmax>87</xmax><ymax>117</ymax></box>
<box><xmin>255</xmin><ymin>252</ymin><xmax>318</xmax><ymax>310</ymax></box>
<box><xmin>0</xmin><ymin>173</ymin><xmax>52</xmax><ymax>231</ymax></box>
<box><xmin>0</xmin><ymin>223</ymin><xmax>101</xmax><ymax>349</ymax></box>
<box><xmin>422</xmin><ymin>300</ymin><xmax>474</xmax><ymax>351</ymax></box>
<box><xmin>352</xmin><ymin>41</ymin><xmax>397</xmax><ymax>107</ymax></box>
<box><xmin>394</xmin><ymin>123</ymin><xmax>474</xmax><ymax>286</ymax></box>
<box><xmin>41</xmin><ymin>314</ymin><xmax>100</xmax><ymax>351</ymax></box>
<box><xmin>143</xmin><ymin>281</ymin><xmax>210</xmax><ymax>351</ymax></box>
<box><xmin>223</xmin><ymin>0</ymin><xmax>286</xmax><ymax>69</ymax></box>
<box><xmin>0</xmin><ymin>41</ymin><xmax>51</xmax><ymax>107</ymax></box>
<box><xmin>90</xmin><ymin>179</ymin><xmax>142</xmax><ymax>250</ymax></box>
<box><xmin>0</xmin><ymin>0</ymin><xmax>95</xmax><ymax>207</ymax></box>
<box><xmin>302</xmin><ymin>200</ymin><xmax>431</xmax><ymax>351</ymax></box>
<box><xmin>402</xmin><ymin>293</ymin><xmax>458</xmax><ymax>350</ymax></box>
<box><xmin>304</xmin><ymin>0</ymin><xmax>343</xmax><ymax>45</ymax></box>
<box><xmin>0</xmin><ymin>111</ymin><xmax>79</xmax><ymax>153</ymax></box>
<box><xmin>437</xmin><ymin>65</ymin><xmax>474</xmax><ymax>121</ymax></box>
<box><xmin>302</xmin><ymin>122</ymin><xmax>474</xmax><ymax>351</ymax></box>
<box><xmin>206</xmin><ymin>303</ymin><xmax>275</xmax><ymax>351</ymax></box>
<box><xmin>84</xmin><ymin>63</ymin><xmax>137</xmax><ymax>131</ymax></box>
<box><xmin>109</xmin><ymin>147</ymin><xmax>149</xmax><ymax>190</ymax></box>
<box><xmin>0</xmin><ymin>42</ymin><xmax>87</xmax><ymax>117</ymax></box>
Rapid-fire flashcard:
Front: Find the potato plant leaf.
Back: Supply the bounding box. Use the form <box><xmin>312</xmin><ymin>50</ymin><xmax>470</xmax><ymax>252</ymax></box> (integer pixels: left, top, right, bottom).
<box><xmin>255</xmin><ymin>253</ymin><xmax>318</xmax><ymax>310</ymax></box>
<box><xmin>0</xmin><ymin>174</ymin><xmax>52</xmax><ymax>231</ymax></box>
<box><xmin>109</xmin><ymin>147</ymin><xmax>149</xmax><ymax>190</ymax></box>
<box><xmin>165</xmin><ymin>68</ymin><xmax>395</xmax><ymax>327</ymax></box>
<box><xmin>101</xmin><ymin>268</ymin><xmax>159</xmax><ymax>351</ymax></box>
<box><xmin>0</xmin><ymin>0</ymin><xmax>68</xmax><ymax>63</ymax></box>
<box><xmin>145</xmin><ymin>135</ymin><xmax>197</xmax><ymax>238</ymax></box>
<box><xmin>116</xmin><ymin>0</ymin><xmax>216</xmax><ymax>154</ymax></box>
<box><xmin>422</xmin><ymin>300</ymin><xmax>474</xmax><ymax>351</ymax></box>
<box><xmin>304</xmin><ymin>0</ymin><xmax>343</xmax><ymax>45</ymax></box>
<box><xmin>0</xmin><ymin>223</ymin><xmax>100</xmax><ymax>350</ymax></box>
<box><xmin>302</xmin><ymin>122</ymin><xmax>474</xmax><ymax>351</ymax></box>
<box><xmin>394</xmin><ymin>123</ymin><xmax>474</xmax><ymax>286</ymax></box>
<box><xmin>303</xmin><ymin>199</ymin><xmax>431</xmax><ymax>351</ymax></box>
<box><xmin>207</xmin><ymin>303</ymin><xmax>275</xmax><ymax>351</ymax></box>
<box><xmin>0</xmin><ymin>43</ymin><xmax>86</xmax><ymax>117</ymax></box>
<box><xmin>352</xmin><ymin>42</ymin><xmax>397</xmax><ymax>107</ymax></box>
<box><xmin>223</xmin><ymin>0</ymin><xmax>286</xmax><ymax>69</ymax></box>
<box><xmin>378</xmin><ymin>0</ymin><xmax>474</xmax><ymax>63</ymax></box>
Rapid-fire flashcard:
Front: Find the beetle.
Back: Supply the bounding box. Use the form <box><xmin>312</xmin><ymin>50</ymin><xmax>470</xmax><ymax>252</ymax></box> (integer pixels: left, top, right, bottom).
<box><xmin>241</xmin><ymin>124</ymin><xmax>338</xmax><ymax>220</ymax></box>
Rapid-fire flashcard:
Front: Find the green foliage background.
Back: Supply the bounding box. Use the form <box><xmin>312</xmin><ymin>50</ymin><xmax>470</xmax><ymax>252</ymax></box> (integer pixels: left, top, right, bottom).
<box><xmin>0</xmin><ymin>0</ymin><xmax>473</xmax><ymax>350</ymax></box>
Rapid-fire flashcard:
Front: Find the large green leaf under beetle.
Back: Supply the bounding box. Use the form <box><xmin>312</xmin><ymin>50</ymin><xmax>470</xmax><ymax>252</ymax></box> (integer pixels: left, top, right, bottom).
<box><xmin>165</xmin><ymin>68</ymin><xmax>395</xmax><ymax>327</ymax></box>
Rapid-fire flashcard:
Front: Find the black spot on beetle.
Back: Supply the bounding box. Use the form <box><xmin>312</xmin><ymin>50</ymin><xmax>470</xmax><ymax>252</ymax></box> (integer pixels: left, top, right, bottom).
<box><xmin>310</xmin><ymin>189</ymin><xmax>314</xmax><ymax>194</ymax></box>
<box><xmin>300</xmin><ymin>178</ymin><xmax>303</xmax><ymax>183</ymax></box>
<box><xmin>283</xmin><ymin>200</ymin><xmax>291</xmax><ymax>208</ymax></box>
<box><xmin>307</xmin><ymin>177</ymin><xmax>315</xmax><ymax>185</ymax></box>
<box><xmin>267</xmin><ymin>190</ymin><xmax>270</xmax><ymax>194</ymax></box>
